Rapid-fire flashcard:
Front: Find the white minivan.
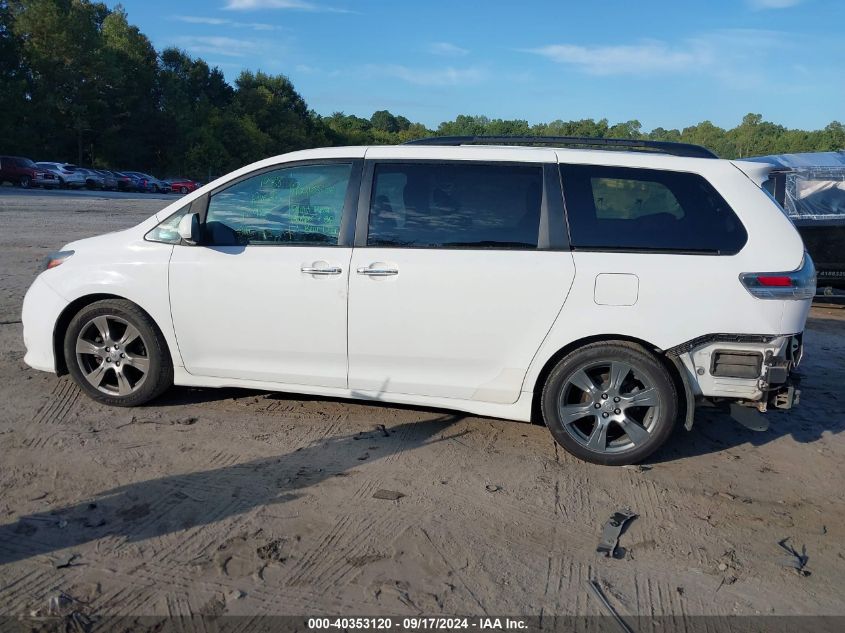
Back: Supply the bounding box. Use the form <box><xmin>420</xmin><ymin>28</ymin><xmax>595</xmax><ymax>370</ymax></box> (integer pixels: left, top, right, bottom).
<box><xmin>21</xmin><ymin>137</ymin><xmax>814</xmax><ymax>465</ymax></box>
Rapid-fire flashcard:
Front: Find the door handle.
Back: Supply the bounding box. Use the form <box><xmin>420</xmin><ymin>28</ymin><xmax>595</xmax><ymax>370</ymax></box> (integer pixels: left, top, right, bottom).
<box><xmin>301</xmin><ymin>266</ymin><xmax>342</xmax><ymax>275</ymax></box>
<box><xmin>356</xmin><ymin>266</ymin><xmax>398</xmax><ymax>276</ymax></box>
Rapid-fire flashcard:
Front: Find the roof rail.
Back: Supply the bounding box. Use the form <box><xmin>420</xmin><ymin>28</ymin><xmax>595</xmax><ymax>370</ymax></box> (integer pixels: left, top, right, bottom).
<box><xmin>403</xmin><ymin>135</ymin><xmax>718</xmax><ymax>159</ymax></box>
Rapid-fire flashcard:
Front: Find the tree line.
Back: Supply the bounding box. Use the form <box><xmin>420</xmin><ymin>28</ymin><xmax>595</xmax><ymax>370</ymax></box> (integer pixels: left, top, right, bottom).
<box><xmin>2</xmin><ymin>0</ymin><xmax>843</xmax><ymax>181</ymax></box>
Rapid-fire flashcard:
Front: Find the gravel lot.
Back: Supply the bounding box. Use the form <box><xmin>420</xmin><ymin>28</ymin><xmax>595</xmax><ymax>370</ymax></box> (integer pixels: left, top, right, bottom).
<box><xmin>0</xmin><ymin>187</ymin><xmax>843</xmax><ymax>620</ymax></box>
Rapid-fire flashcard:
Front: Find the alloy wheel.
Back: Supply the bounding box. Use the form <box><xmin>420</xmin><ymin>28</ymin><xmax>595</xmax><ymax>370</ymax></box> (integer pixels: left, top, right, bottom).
<box><xmin>75</xmin><ymin>315</ymin><xmax>150</xmax><ymax>396</ymax></box>
<box><xmin>557</xmin><ymin>360</ymin><xmax>661</xmax><ymax>454</ymax></box>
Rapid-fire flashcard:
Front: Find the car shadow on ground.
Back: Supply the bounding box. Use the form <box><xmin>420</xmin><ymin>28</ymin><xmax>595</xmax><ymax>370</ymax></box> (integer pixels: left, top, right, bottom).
<box><xmin>152</xmin><ymin>377</ymin><xmax>840</xmax><ymax>468</ymax></box>
<box><xmin>0</xmin><ymin>414</ymin><xmax>464</xmax><ymax>567</ymax></box>
<box><xmin>649</xmin><ymin>404</ymin><xmax>842</xmax><ymax>464</ymax></box>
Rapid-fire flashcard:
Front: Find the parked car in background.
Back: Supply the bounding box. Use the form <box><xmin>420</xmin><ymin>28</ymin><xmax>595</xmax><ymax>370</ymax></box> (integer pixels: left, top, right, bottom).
<box><xmin>77</xmin><ymin>167</ymin><xmax>106</xmax><ymax>189</ymax></box>
<box><xmin>123</xmin><ymin>171</ymin><xmax>168</xmax><ymax>193</ymax></box>
<box><xmin>72</xmin><ymin>168</ymin><xmax>105</xmax><ymax>190</ymax></box>
<box><xmin>22</xmin><ymin>137</ymin><xmax>814</xmax><ymax>465</ymax></box>
<box><xmin>168</xmin><ymin>178</ymin><xmax>201</xmax><ymax>194</ymax></box>
<box><xmin>114</xmin><ymin>171</ymin><xmax>144</xmax><ymax>192</ymax></box>
<box><xmin>743</xmin><ymin>151</ymin><xmax>845</xmax><ymax>298</ymax></box>
<box><xmin>0</xmin><ymin>156</ymin><xmax>58</xmax><ymax>188</ymax></box>
<box><xmin>36</xmin><ymin>162</ymin><xmax>87</xmax><ymax>189</ymax></box>
<box><xmin>109</xmin><ymin>171</ymin><xmax>137</xmax><ymax>192</ymax></box>
<box><xmin>93</xmin><ymin>170</ymin><xmax>118</xmax><ymax>191</ymax></box>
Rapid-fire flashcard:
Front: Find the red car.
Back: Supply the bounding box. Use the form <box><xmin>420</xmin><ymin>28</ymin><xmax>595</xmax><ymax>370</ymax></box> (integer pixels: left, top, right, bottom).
<box><xmin>0</xmin><ymin>156</ymin><xmax>58</xmax><ymax>188</ymax></box>
<box><xmin>168</xmin><ymin>178</ymin><xmax>201</xmax><ymax>194</ymax></box>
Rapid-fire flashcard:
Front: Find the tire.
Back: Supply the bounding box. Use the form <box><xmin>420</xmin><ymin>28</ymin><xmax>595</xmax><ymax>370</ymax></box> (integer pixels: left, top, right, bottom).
<box><xmin>180</xmin><ymin>186</ymin><xmax>188</xmax><ymax>194</ymax></box>
<box><xmin>540</xmin><ymin>341</ymin><xmax>678</xmax><ymax>466</ymax></box>
<box><xmin>19</xmin><ymin>176</ymin><xmax>31</xmax><ymax>188</ymax></box>
<box><xmin>64</xmin><ymin>299</ymin><xmax>173</xmax><ymax>407</ymax></box>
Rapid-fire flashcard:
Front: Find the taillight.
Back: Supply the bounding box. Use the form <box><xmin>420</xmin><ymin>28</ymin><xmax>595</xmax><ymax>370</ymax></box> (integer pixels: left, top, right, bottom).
<box><xmin>740</xmin><ymin>254</ymin><xmax>816</xmax><ymax>300</ymax></box>
<box><xmin>42</xmin><ymin>250</ymin><xmax>75</xmax><ymax>271</ymax></box>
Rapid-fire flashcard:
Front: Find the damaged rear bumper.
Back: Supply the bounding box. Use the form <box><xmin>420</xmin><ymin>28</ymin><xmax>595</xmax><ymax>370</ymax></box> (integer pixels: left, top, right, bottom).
<box><xmin>670</xmin><ymin>333</ymin><xmax>803</xmax><ymax>413</ymax></box>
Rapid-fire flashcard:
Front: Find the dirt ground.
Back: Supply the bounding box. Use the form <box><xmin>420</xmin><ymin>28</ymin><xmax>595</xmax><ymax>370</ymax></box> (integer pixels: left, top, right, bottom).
<box><xmin>0</xmin><ymin>189</ymin><xmax>844</xmax><ymax>620</ymax></box>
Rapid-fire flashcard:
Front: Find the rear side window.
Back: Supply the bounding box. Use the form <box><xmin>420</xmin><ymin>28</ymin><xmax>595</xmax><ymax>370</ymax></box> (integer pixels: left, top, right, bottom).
<box><xmin>560</xmin><ymin>165</ymin><xmax>747</xmax><ymax>254</ymax></box>
<box><xmin>368</xmin><ymin>162</ymin><xmax>542</xmax><ymax>249</ymax></box>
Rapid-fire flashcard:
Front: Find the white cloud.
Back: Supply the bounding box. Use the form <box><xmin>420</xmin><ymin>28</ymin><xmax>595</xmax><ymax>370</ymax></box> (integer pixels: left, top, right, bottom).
<box><xmin>522</xmin><ymin>30</ymin><xmax>784</xmax><ymax>81</ymax></box>
<box><xmin>427</xmin><ymin>41</ymin><xmax>469</xmax><ymax>57</ymax></box>
<box><xmin>747</xmin><ymin>0</ymin><xmax>804</xmax><ymax>9</ymax></box>
<box><xmin>175</xmin><ymin>36</ymin><xmax>260</xmax><ymax>57</ymax></box>
<box><xmin>223</xmin><ymin>0</ymin><xmax>352</xmax><ymax>12</ymax></box>
<box><xmin>363</xmin><ymin>64</ymin><xmax>487</xmax><ymax>86</ymax></box>
<box><xmin>525</xmin><ymin>40</ymin><xmax>703</xmax><ymax>75</ymax></box>
<box><xmin>173</xmin><ymin>15</ymin><xmax>276</xmax><ymax>30</ymax></box>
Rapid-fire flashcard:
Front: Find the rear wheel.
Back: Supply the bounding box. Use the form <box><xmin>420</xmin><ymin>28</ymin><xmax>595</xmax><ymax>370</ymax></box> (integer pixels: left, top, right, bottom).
<box><xmin>541</xmin><ymin>341</ymin><xmax>678</xmax><ymax>465</ymax></box>
<box><xmin>64</xmin><ymin>299</ymin><xmax>173</xmax><ymax>407</ymax></box>
<box><xmin>180</xmin><ymin>186</ymin><xmax>188</xmax><ymax>194</ymax></box>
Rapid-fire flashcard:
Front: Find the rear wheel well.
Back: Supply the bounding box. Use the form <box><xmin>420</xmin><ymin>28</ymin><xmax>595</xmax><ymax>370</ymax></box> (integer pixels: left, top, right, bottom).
<box><xmin>53</xmin><ymin>294</ymin><xmax>166</xmax><ymax>376</ymax></box>
<box><xmin>530</xmin><ymin>335</ymin><xmax>689</xmax><ymax>425</ymax></box>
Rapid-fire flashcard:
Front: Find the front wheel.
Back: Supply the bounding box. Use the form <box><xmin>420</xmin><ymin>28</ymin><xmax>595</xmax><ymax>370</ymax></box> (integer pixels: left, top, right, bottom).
<box><xmin>19</xmin><ymin>176</ymin><xmax>31</xmax><ymax>188</ymax></box>
<box><xmin>541</xmin><ymin>341</ymin><xmax>678</xmax><ymax>466</ymax></box>
<box><xmin>64</xmin><ymin>299</ymin><xmax>173</xmax><ymax>407</ymax></box>
<box><xmin>180</xmin><ymin>186</ymin><xmax>188</xmax><ymax>194</ymax></box>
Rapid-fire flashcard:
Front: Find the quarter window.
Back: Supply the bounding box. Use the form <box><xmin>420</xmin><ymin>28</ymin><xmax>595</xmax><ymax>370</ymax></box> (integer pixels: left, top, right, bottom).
<box><xmin>560</xmin><ymin>165</ymin><xmax>747</xmax><ymax>253</ymax></box>
<box><xmin>145</xmin><ymin>205</ymin><xmax>191</xmax><ymax>244</ymax></box>
<box><xmin>205</xmin><ymin>163</ymin><xmax>352</xmax><ymax>246</ymax></box>
<box><xmin>368</xmin><ymin>162</ymin><xmax>542</xmax><ymax>249</ymax></box>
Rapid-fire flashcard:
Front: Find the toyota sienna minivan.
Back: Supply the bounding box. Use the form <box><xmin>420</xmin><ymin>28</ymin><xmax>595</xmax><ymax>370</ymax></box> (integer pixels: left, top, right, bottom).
<box><xmin>21</xmin><ymin>137</ymin><xmax>815</xmax><ymax>465</ymax></box>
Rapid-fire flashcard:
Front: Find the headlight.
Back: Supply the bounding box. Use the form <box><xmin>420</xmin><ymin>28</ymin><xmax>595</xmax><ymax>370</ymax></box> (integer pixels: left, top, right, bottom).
<box><xmin>43</xmin><ymin>250</ymin><xmax>75</xmax><ymax>271</ymax></box>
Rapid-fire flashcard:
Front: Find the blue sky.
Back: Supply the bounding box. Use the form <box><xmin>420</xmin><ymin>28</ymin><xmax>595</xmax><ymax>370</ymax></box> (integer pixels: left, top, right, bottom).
<box><xmin>115</xmin><ymin>0</ymin><xmax>843</xmax><ymax>131</ymax></box>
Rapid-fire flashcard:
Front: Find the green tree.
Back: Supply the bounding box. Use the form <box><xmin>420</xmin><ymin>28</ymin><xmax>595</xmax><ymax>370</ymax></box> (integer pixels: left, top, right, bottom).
<box><xmin>10</xmin><ymin>0</ymin><xmax>112</xmax><ymax>164</ymax></box>
<box><xmin>97</xmin><ymin>5</ymin><xmax>159</xmax><ymax>169</ymax></box>
<box><xmin>0</xmin><ymin>1</ymin><xmax>30</xmax><ymax>153</ymax></box>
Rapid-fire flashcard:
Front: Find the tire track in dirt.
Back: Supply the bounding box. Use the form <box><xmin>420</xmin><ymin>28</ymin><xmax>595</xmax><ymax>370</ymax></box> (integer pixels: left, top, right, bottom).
<box><xmin>31</xmin><ymin>379</ymin><xmax>80</xmax><ymax>426</ymax></box>
<box><xmin>285</xmin><ymin>512</ymin><xmax>356</xmax><ymax>586</ymax></box>
<box><xmin>422</xmin><ymin>478</ymin><xmax>597</xmax><ymax>551</ymax></box>
<box><xmin>285</xmin><ymin>484</ymin><xmax>404</xmax><ymax>591</ymax></box>
<box><xmin>126</xmin><ymin>557</ymin><xmax>377</xmax><ymax>615</ymax></box>
<box><xmin>96</xmin><ymin>582</ymin><xmax>161</xmax><ymax>616</ymax></box>
<box><xmin>0</xmin><ymin>568</ymin><xmax>55</xmax><ymax>614</ymax></box>
<box><xmin>560</xmin><ymin>558</ymin><xmax>592</xmax><ymax>616</ymax></box>
<box><xmin>303</xmin><ymin>513</ymin><xmax>405</xmax><ymax>593</ymax></box>
<box><xmin>553</xmin><ymin>465</ymin><xmax>594</xmax><ymax>525</ymax></box>
<box><xmin>20</xmin><ymin>430</ymin><xmax>63</xmax><ymax>450</ymax></box>
<box><xmin>625</xmin><ymin>477</ymin><xmax>670</xmax><ymax>525</ymax></box>
<box><xmin>158</xmin><ymin>499</ymin><xmax>251</xmax><ymax>563</ymax></box>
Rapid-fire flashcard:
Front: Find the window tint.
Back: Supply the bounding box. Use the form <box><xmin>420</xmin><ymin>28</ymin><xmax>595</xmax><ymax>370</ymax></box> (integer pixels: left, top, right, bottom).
<box><xmin>368</xmin><ymin>162</ymin><xmax>542</xmax><ymax>249</ymax></box>
<box><xmin>205</xmin><ymin>163</ymin><xmax>352</xmax><ymax>246</ymax></box>
<box><xmin>560</xmin><ymin>165</ymin><xmax>747</xmax><ymax>253</ymax></box>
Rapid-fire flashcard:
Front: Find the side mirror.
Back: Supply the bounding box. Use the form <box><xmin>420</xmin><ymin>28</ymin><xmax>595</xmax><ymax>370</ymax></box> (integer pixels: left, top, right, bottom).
<box><xmin>177</xmin><ymin>212</ymin><xmax>200</xmax><ymax>244</ymax></box>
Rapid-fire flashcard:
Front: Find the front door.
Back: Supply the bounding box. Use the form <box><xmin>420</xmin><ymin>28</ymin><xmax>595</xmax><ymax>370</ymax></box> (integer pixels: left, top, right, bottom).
<box><xmin>348</xmin><ymin>160</ymin><xmax>575</xmax><ymax>404</ymax></box>
<box><xmin>169</xmin><ymin>161</ymin><xmax>358</xmax><ymax>387</ymax></box>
